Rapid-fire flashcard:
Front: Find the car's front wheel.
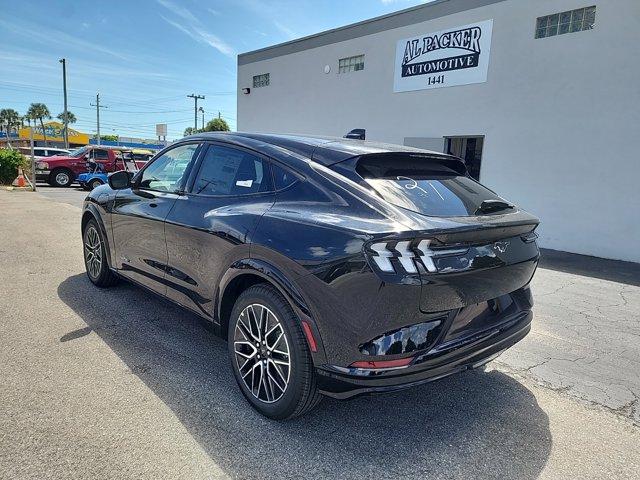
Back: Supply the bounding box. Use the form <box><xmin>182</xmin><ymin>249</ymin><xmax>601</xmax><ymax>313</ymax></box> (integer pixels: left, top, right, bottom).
<box><xmin>49</xmin><ymin>168</ymin><xmax>74</xmax><ymax>187</ymax></box>
<box><xmin>228</xmin><ymin>284</ymin><xmax>321</xmax><ymax>420</ymax></box>
<box><xmin>89</xmin><ymin>178</ymin><xmax>103</xmax><ymax>190</ymax></box>
<box><xmin>83</xmin><ymin>219</ymin><xmax>119</xmax><ymax>287</ymax></box>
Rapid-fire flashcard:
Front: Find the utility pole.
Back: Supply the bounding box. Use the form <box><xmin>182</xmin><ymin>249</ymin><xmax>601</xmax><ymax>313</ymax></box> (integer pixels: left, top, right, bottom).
<box><xmin>59</xmin><ymin>58</ymin><xmax>69</xmax><ymax>148</ymax></box>
<box><xmin>187</xmin><ymin>94</ymin><xmax>205</xmax><ymax>131</ymax></box>
<box><xmin>218</xmin><ymin>111</ymin><xmax>221</xmax><ymax>119</ymax></box>
<box><xmin>199</xmin><ymin>106</ymin><xmax>205</xmax><ymax>130</ymax></box>
<box><xmin>90</xmin><ymin>93</ymin><xmax>108</xmax><ymax>145</ymax></box>
<box><xmin>29</xmin><ymin>117</ymin><xmax>36</xmax><ymax>192</ymax></box>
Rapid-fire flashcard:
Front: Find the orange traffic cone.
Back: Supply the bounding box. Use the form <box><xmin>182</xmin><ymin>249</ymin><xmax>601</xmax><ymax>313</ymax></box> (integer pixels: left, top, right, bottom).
<box><xmin>12</xmin><ymin>168</ymin><xmax>26</xmax><ymax>187</ymax></box>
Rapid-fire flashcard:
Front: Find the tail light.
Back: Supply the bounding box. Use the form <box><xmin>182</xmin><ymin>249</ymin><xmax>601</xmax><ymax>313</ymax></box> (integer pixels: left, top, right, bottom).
<box><xmin>350</xmin><ymin>357</ymin><xmax>414</xmax><ymax>369</ymax></box>
<box><xmin>367</xmin><ymin>239</ymin><xmax>468</xmax><ymax>274</ymax></box>
<box><xmin>301</xmin><ymin>320</ymin><xmax>318</xmax><ymax>353</ymax></box>
<box><xmin>520</xmin><ymin>229</ymin><xmax>538</xmax><ymax>243</ymax></box>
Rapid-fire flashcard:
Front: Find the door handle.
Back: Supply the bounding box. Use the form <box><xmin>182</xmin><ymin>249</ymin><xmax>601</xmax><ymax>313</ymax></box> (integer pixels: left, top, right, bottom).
<box><xmin>149</xmin><ymin>203</ymin><xmax>158</xmax><ymax>208</ymax></box>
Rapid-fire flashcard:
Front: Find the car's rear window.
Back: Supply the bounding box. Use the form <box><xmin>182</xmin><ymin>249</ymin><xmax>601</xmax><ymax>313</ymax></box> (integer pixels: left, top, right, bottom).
<box><xmin>356</xmin><ymin>154</ymin><xmax>511</xmax><ymax>217</ymax></box>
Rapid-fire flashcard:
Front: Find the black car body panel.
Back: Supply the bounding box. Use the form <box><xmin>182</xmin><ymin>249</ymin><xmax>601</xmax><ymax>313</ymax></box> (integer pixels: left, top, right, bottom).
<box><xmin>82</xmin><ymin>132</ymin><xmax>540</xmax><ymax>399</ymax></box>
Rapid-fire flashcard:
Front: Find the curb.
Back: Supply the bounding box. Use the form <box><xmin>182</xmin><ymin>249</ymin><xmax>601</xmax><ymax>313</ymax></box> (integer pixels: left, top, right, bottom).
<box><xmin>3</xmin><ymin>186</ymin><xmax>35</xmax><ymax>192</ymax></box>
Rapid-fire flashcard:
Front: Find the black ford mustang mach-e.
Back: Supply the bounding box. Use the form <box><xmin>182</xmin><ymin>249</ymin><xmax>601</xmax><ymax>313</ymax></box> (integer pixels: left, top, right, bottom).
<box><xmin>81</xmin><ymin>132</ymin><xmax>539</xmax><ymax>419</ymax></box>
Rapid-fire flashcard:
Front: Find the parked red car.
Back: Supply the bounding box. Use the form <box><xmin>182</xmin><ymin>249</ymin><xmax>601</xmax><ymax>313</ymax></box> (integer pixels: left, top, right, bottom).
<box><xmin>36</xmin><ymin>146</ymin><xmax>138</xmax><ymax>187</ymax></box>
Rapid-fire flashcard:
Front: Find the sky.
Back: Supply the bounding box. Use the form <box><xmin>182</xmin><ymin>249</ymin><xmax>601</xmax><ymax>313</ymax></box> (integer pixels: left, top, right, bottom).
<box><xmin>0</xmin><ymin>0</ymin><xmax>427</xmax><ymax>141</ymax></box>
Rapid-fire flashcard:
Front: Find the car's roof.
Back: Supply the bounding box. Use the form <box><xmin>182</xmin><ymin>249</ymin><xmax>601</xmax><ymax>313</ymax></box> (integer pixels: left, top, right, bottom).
<box><xmin>89</xmin><ymin>145</ymin><xmax>132</xmax><ymax>151</ymax></box>
<box><xmin>183</xmin><ymin>132</ymin><xmax>451</xmax><ymax>166</ymax></box>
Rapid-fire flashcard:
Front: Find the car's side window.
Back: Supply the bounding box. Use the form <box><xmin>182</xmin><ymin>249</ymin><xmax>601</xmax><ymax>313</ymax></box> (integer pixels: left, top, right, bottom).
<box><xmin>138</xmin><ymin>143</ymin><xmax>200</xmax><ymax>192</ymax></box>
<box><xmin>93</xmin><ymin>149</ymin><xmax>110</xmax><ymax>160</ymax></box>
<box><xmin>192</xmin><ymin>145</ymin><xmax>272</xmax><ymax>196</ymax></box>
<box><xmin>272</xmin><ymin>163</ymin><xmax>298</xmax><ymax>190</ymax></box>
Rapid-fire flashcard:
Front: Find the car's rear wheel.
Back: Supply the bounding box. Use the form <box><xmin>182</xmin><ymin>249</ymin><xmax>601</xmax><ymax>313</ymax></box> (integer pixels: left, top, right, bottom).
<box><xmin>89</xmin><ymin>178</ymin><xmax>103</xmax><ymax>190</ymax></box>
<box><xmin>228</xmin><ymin>284</ymin><xmax>321</xmax><ymax>420</ymax></box>
<box><xmin>49</xmin><ymin>168</ymin><xmax>74</xmax><ymax>187</ymax></box>
<box><xmin>83</xmin><ymin>219</ymin><xmax>118</xmax><ymax>287</ymax></box>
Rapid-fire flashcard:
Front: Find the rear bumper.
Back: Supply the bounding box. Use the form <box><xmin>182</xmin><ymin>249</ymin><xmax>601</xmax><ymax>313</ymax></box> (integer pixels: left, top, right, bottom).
<box><xmin>316</xmin><ymin>311</ymin><xmax>531</xmax><ymax>399</ymax></box>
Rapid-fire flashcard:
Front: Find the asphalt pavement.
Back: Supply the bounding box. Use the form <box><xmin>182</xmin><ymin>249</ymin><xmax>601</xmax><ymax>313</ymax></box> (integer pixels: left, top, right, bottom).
<box><xmin>32</xmin><ymin>184</ymin><xmax>88</xmax><ymax>208</ymax></box>
<box><xmin>1</xmin><ymin>189</ymin><xmax>639</xmax><ymax>479</ymax></box>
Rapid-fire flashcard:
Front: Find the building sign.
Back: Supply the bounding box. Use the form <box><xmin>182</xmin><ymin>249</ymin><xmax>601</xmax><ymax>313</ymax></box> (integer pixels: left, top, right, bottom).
<box><xmin>18</xmin><ymin>121</ymin><xmax>89</xmax><ymax>145</ymax></box>
<box><xmin>156</xmin><ymin>123</ymin><xmax>167</xmax><ymax>137</ymax></box>
<box><xmin>394</xmin><ymin>19</ymin><xmax>493</xmax><ymax>93</ymax></box>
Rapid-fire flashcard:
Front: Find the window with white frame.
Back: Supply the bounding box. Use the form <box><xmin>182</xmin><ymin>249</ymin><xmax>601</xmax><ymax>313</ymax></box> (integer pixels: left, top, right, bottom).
<box><xmin>253</xmin><ymin>73</ymin><xmax>270</xmax><ymax>88</ymax></box>
<box><xmin>535</xmin><ymin>6</ymin><xmax>596</xmax><ymax>39</ymax></box>
<box><xmin>338</xmin><ymin>54</ymin><xmax>364</xmax><ymax>74</ymax></box>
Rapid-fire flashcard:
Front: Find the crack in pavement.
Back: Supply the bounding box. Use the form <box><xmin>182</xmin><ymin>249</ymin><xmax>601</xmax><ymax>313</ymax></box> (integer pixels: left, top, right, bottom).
<box><xmin>494</xmin><ymin>358</ymin><xmax>640</xmax><ymax>426</ymax></box>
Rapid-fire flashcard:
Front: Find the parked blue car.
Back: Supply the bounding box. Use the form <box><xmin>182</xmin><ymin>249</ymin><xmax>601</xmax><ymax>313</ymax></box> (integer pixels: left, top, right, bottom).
<box><xmin>78</xmin><ymin>158</ymin><xmax>139</xmax><ymax>190</ymax></box>
<box><xmin>77</xmin><ymin>161</ymin><xmax>107</xmax><ymax>190</ymax></box>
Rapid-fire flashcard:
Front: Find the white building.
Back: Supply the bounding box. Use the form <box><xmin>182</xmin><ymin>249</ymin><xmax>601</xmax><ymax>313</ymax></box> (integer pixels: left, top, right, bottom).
<box><xmin>237</xmin><ymin>0</ymin><xmax>640</xmax><ymax>263</ymax></box>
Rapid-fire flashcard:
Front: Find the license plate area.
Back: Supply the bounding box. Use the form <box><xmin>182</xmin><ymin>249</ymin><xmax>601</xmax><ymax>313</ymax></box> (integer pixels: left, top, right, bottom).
<box><xmin>441</xmin><ymin>293</ymin><xmax>518</xmax><ymax>345</ymax></box>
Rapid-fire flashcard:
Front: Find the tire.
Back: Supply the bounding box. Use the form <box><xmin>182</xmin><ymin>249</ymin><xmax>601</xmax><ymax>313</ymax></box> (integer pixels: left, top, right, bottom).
<box><xmin>50</xmin><ymin>168</ymin><xmax>74</xmax><ymax>187</ymax></box>
<box><xmin>228</xmin><ymin>284</ymin><xmax>321</xmax><ymax>420</ymax></box>
<box><xmin>83</xmin><ymin>219</ymin><xmax>119</xmax><ymax>288</ymax></box>
<box><xmin>89</xmin><ymin>178</ymin><xmax>103</xmax><ymax>190</ymax></box>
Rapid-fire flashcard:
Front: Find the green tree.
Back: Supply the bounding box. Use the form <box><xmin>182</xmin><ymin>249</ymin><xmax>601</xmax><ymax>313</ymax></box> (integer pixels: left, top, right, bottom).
<box><xmin>26</xmin><ymin>103</ymin><xmax>51</xmax><ymax>146</ymax></box>
<box><xmin>57</xmin><ymin>111</ymin><xmax>76</xmax><ymax>146</ymax></box>
<box><xmin>57</xmin><ymin>111</ymin><xmax>77</xmax><ymax>124</ymax></box>
<box><xmin>92</xmin><ymin>134</ymin><xmax>118</xmax><ymax>142</ymax></box>
<box><xmin>184</xmin><ymin>126</ymin><xmax>198</xmax><ymax>136</ymax></box>
<box><xmin>0</xmin><ymin>109</ymin><xmax>21</xmax><ymax>148</ymax></box>
<box><xmin>0</xmin><ymin>148</ymin><xmax>26</xmax><ymax>184</ymax></box>
<box><xmin>202</xmin><ymin>117</ymin><xmax>230</xmax><ymax>132</ymax></box>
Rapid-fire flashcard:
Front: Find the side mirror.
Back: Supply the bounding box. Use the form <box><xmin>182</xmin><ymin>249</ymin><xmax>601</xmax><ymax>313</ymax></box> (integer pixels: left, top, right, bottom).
<box><xmin>108</xmin><ymin>170</ymin><xmax>131</xmax><ymax>190</ymax></box>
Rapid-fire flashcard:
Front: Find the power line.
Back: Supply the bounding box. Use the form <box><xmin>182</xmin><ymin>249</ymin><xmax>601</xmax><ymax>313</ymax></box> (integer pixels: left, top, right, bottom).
<box><xmin>69</xmin><ymin>105</ymin><xmax>193</xmax><ymax>114</ymax></box>
<box><xmin>0</xmin><ymin>82</ymin><xmax>234</xmax><ymax>106</ymax></box>
<box><xmin>75</xmin><ymin>118</ymin><xmax>193</xmax><ymax>129</ymax></box>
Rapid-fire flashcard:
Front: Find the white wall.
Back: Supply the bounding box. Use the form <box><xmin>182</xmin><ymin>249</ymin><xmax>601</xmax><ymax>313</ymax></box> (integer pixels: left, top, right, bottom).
<box><xmin>238</xmin><ymin>0</ymin><xmax>640</xmax><ymax>262</ymax></box>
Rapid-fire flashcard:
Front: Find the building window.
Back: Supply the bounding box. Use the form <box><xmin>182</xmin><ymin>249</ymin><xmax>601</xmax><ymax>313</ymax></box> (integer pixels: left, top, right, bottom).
<box><xmin>253</xmin><ymin>73</ymin><xmax>270</xmax><ymax>88</ymax></box>
<box><xmin>535</xmin><ymin>6</ymin><xmax>596</xmax><ymax>39</ymax></box>
<box><xmin>338</xmin><ymin>54</ymin><xmax>364</xmax><ymax>74</ymax></box>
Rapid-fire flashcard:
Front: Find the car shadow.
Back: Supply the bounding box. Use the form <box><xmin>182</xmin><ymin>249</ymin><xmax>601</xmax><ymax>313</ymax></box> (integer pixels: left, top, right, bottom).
<box><xmin>58</xmin><ymin>274</ymin><xmax>551</xmax><ymax>479</ymax></box>
<box><xmin>540</xmin><ymin>248</ymin><xmax>640</xmax><ymax>286</ymax></box>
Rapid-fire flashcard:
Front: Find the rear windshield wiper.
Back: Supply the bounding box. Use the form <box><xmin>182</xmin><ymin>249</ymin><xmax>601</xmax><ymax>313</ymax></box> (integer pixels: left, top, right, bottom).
<box><xmin>475</xmin><ymin>199</ymin><xmax>514</xmax><ymax>214</ymax></box>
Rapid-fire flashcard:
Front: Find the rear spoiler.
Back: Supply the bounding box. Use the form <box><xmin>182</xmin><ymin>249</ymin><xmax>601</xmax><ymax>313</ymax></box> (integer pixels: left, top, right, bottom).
<box><xmin>350</xmin><ymin>152</ymin><xmax>468</xmax><ymax>177</ymax></box>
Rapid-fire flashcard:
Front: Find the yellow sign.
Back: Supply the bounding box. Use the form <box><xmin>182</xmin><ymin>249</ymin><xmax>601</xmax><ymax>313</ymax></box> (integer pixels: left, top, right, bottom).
<box><xmin>19</xmin><ymin>121</ymin><xmax>90</xmax><ymax>145</ymax></box>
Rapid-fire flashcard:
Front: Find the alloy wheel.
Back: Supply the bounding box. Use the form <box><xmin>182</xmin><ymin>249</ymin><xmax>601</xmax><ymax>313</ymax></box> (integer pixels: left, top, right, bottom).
<box><xmin>233</xmin><ymin>303</ymin><xmax>291</xmax><ymax>403</ymax></box>
<box><xmin>55</xmin><ymin>171</ymin><xmax>70</xmax><ymax>186</ymax></box>
<box><xmin>84</xmin><ymin>226</ymin><xmax>102</xmax><ymax>279</ymax></box>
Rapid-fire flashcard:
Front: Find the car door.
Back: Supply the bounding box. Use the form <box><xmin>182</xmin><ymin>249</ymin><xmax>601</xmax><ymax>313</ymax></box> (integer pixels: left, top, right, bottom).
<box><xmin>111</xmin><ymin>142</ymin><xmax>201</xmax><ymax>296</ymax></box>
<box><xmin>91</xmin><ymin>148</ymin><xmax>114</xmax><ymax>171</ymax></box>
<box><xmin>164</xmin><ymin>143</ymin><xmax>276</xmax><ymax>317</ymax></box>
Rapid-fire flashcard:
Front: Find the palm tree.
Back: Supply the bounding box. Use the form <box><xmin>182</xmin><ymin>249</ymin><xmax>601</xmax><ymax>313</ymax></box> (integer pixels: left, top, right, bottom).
<box><xmin>26</xmin><ymin>103</ymin><xmax>51</xmax><ymax>146</ymax></box>
<box><xmin>57</xmin><ymin>111</ymin><xmax>76</xmax><ymax>125</ymax></box>
<box><xmin>0</xmin><ymin>108</ymin><xmax>21</xmax><ymax>148</ymax></box>
<box><xmin>57</xmin><ymin>111</ymin><xmax>76</xmax><ymax>146</ymax></box>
